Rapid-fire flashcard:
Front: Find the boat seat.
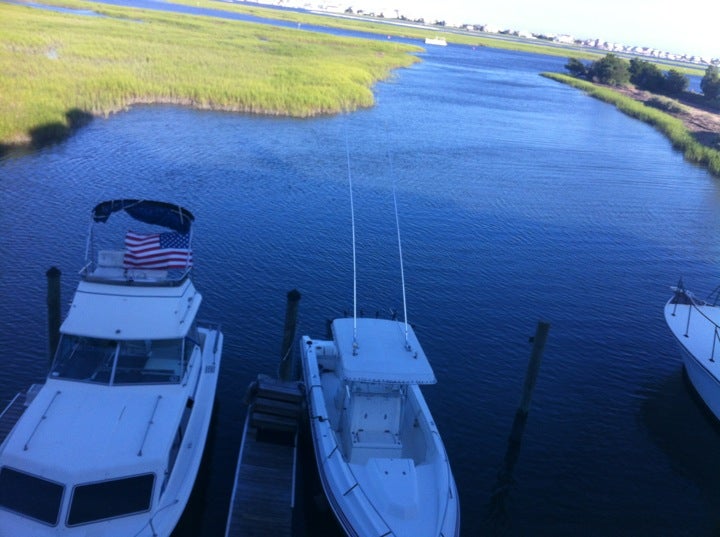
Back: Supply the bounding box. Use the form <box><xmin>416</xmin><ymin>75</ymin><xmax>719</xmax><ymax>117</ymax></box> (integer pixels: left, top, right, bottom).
<box><xmin>353</xmin><ymin>429</ymin><xmax>402</xmax><ymax>447</ymax></box>
<box><xmin>98</xmin><ymin>249</ymin><xmax>125</xmax><ymax>267</ymax></box>
<box><xmin>349</xmin><ymin>430</ymin><xmax>402</xmax><ymax>463</ymax></box>
<box><xmin>144</xmin><ymin>358</ymin><xmax>181</xmax><ymax>376</ymax></box>
<box><xmin>349</xmin><ymin>393</ymin><xmax>402</xmax><ymax>437</ymax></box>
<box><xmin>347</xmin><ymin>393</ymin><xmax>403</xmax><ymax>462</ymax></box>
<box><xmin>91</xmin><ymin>249</ymin><xmax>126</xmax><ymax>278</ymax></box>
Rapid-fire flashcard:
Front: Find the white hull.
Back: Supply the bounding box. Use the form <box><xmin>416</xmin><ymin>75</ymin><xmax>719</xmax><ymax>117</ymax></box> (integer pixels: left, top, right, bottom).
<box><xmin>664</xmin><ymin>287</ymin><xmax>720</xmax><ymax>419</ymax></box>
<box><xmin>424</xmin><ymin>37</ymin><xmax>447</xmax><ymax>46</ymax></box>
<box><xmin>301</xmin><ymin>318</ymin><xmax>459</xmax><ymax>537</ymax></box>
<box><xmin>0</xmin><ymin>200</ymin><xmax>222</xmax><ymax>536</ymax></box>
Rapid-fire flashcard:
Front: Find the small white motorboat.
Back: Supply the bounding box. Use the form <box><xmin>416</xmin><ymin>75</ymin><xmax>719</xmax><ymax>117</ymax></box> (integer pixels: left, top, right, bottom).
<box><xmin>665</xmin><ymin>281</ymin><xmax>720</xmax><ymax>419</ymax></box>
<box><xmin>0</xmin><ymin>199</ymin><xmax>222</xmax><ymax>536</ymax></box>
<box><xmin>424</xmin><ymin>36</ymin><xmax>447</xmax><ymax>46</ymax></box>
<box><xmin>301</xmin><ymin>316</ymin><xmax>460</xmax><ymax>537</ymax></box>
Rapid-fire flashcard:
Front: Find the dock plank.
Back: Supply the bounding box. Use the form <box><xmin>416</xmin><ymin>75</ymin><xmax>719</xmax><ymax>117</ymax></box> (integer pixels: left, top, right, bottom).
<box><xmin>225</xmin><ymin>413</ymin><xmax>298</xmax><ymax>537</ymax></box>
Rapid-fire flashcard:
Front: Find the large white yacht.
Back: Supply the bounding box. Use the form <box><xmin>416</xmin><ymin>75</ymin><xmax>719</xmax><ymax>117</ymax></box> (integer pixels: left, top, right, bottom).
<box><xmin>0</xmin><ymin>199</ymin><xmax>222</xmax><ymax>536</ymax></box>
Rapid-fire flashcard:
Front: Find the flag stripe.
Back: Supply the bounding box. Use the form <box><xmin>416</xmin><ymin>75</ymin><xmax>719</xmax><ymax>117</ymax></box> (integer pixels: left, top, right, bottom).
<box><xmin>124</xmin><ymin>231</ymin><xmax>192</xmax><ymax>270</ymax></box>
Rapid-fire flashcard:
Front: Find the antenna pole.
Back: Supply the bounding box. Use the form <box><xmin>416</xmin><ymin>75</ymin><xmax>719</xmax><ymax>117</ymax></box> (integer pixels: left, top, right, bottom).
<box><xmin>387</xmin><ymin>145</ymin><xmax>409</xmax><ymax>347</ymax></box>
<box><xmin>345</xmin><ymin>134</ymin><xmax>359</xmax><ymax>354</ymax></box>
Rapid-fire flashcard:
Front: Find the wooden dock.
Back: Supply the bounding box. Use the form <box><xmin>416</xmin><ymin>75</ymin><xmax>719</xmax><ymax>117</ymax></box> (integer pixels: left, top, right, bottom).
<box><xmin>225</xmin><ymin>375</ymin><xmax>304</xmax><ymax>537</ymax></box>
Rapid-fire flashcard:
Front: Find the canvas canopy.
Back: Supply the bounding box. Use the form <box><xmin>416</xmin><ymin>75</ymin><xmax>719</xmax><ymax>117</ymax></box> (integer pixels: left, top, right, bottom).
<box><xmin>92</xmin><ymin>200</ymin><xmax>194</xmax><ymax>234</ymax></box>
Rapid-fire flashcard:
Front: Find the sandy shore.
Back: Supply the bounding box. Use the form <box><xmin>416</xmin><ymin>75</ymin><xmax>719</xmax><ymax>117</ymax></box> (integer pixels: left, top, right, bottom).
<box><xmin>614</xmin><ymin>86</ymin><xmax>720</xmax><ymax>150</ymax></box>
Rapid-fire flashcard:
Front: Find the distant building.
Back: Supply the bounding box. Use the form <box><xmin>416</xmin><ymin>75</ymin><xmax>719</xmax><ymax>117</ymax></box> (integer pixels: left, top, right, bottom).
<box><xmin>478</xmin><ymin>24</ymin><xmax>499</xmax><ymax>34</ymax></box>
<box><xmin>554</xmin><ymin>34</ymin><xmax>575</xmax><ymax>45</ymax></box>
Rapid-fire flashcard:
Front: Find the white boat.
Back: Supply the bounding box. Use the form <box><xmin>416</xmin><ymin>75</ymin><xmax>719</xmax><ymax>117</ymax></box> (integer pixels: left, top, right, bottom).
<box><xmin>0</xmin><ymin>200</ymin><xmax>222</xmax><ymax>536</ymax></box>
<box><xmin>424</xmin><ymin>36</ymin><xmax>447</xmax><ymax>46</ymax></box>
<box><xmin>664</xmin><ymin>282</ymin><xmax>720</xmax><ymax>418</ymax></box>
<box><xmin>300</xmin><ymin>317</ymin><xmax>460</xmax><ymax>537</ymax></box>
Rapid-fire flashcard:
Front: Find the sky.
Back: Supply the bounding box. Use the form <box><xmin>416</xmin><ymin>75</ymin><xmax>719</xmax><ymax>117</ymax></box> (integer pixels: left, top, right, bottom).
<box><xmin>356</xmin><ymin>1</ymin><xmax>718</xmax><ymax>58</ymax></box>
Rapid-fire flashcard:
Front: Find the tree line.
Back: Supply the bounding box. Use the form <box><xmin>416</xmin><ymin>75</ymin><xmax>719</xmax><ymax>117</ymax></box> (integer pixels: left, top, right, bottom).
<box><xmin>565</xmin><ymin>54</ymin><xmax>720</xmax><ymax>101</ymax></box>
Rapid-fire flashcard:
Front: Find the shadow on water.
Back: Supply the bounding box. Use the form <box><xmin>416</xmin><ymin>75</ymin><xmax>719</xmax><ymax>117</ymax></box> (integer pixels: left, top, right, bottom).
<box><xmin>172</xmin><ymin>399</ymin><xmax>220</xmax><ymax>537</ymax></box>
<box><xmin>640</xmin><ymin>368</ymin><xmax>720</xmax><ymax>533</ymax></box>
<box><xmin>293</xmin><ymin>417</ymin><xmax>344</xmax><ymax>537</ymax></box>
<box><xmin>0</xmin><ymin>108</ymin><xmax>94</xmax><ymax>159</ymax></box>
<box><xmin>483</xmin><ymin>322</ymin><xmax>550</xmax><ymax>537</ymax></box>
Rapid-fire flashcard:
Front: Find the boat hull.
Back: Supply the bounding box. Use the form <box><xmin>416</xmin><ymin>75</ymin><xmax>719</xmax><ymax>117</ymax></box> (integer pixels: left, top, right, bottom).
<box><xmin>301</xmin><ymin>326</ymin><xmax>460</xmax><ymax>537</ymax></box>
<box><xmin>0</xmin><ymin>328</ymin><xmax>222</xmax><ymax>537</ymax></box>
<box><xmin>677</xmin><ymin>336</ymin><xmax>720</xmax><ymax>418</ymax></box>
<box><xmin>665</xmin><ymin>292</ymin><xmax>720</xmax><ymax>420</ymax></box>
<box><xmin>0</xmin><ymin>200</ymin><xmax>222</xmax><ymax>536</ymax></box>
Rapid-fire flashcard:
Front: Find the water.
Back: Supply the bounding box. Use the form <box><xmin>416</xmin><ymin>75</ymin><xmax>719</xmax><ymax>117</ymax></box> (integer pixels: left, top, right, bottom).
<box><xmin>2</xmin><ymin>42</ymin><xmax>720</xmax><ymax>536</ymax></box>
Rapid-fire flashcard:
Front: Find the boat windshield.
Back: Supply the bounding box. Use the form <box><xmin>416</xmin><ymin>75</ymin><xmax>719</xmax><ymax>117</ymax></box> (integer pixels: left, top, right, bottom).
<box><xmin>50</xmin><ymin>335</ymin><xmax>191</xmax><ymax>385</ymax></box>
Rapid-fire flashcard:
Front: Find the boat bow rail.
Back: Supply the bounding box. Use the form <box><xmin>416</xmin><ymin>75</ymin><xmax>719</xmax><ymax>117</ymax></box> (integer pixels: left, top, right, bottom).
<box><xmin>668</xmin><ymin>285</ymin><xmax>720</xmax><ymax>362</ymax></box>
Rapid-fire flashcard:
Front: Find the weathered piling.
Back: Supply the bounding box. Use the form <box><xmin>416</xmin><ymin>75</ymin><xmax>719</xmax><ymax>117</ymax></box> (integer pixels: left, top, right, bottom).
<box><xmin>46</xmin><ymin>267</ymin><xmax>61</xmax><ymax>364</ymax></box>
<box><xmin>486</xmin><ymin>320</ymin><xmax>551</xmax><ymax>535</ymax></box>
<box><xmin>279</xmin><ymin>289</ymin><xmax>301</xmax><ymax>381</ymax></box>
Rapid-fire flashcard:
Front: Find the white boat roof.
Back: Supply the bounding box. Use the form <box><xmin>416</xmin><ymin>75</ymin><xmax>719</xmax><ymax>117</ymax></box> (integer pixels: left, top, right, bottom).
<box><xmin>61</xmin><ymin>279</ymin><xmax>201</xmax><ymax>340</ymax></box>
<box><xmin>333</xmin><ymin>318</ymin><xmax>437</xmax><ymax>384</ymax></box>
<box><xmin>1</xmin><ymin>380</ymin><xmax>183</xmax><ymax>483</ymax></box>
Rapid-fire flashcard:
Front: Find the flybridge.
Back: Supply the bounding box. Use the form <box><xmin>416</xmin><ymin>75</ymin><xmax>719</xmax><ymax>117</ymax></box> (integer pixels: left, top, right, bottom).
<box><xmin>82</xmin><ymin>200</ymin><xmax>195</xmax><ymax>286</ymax></box>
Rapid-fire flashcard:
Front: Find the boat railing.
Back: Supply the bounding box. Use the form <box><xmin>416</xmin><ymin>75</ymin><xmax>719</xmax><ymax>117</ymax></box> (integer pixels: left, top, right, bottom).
<box><xmin>80</xmin><ymin>249</ymin><xmax>191</xmax><ymax>287</ymax></box>
<box><xmin>197</xmin><ymin>320</ymin><xmax>222</xmax><ymax>372</ymax></box>
<box><xmin>670</xmin><ymin>286</ymin><xmax>720</xmax><ymax>362</ymax></box>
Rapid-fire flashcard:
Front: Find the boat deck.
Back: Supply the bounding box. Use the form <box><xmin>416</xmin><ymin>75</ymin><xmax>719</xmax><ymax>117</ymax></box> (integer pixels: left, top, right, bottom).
<box><xmin>225</xmin><ymin>376</ymin><xmax>303</xmax><ymax>537</ymax></box>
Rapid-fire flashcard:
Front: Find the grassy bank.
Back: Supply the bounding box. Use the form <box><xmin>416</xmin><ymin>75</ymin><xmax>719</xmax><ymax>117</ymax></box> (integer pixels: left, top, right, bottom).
<box><xmin>541</xmin><ymin>72</ymin><xmax>720</xmax><ymax>177</ymax></box>
<box><xmin>0</xmin><ymin>0</ymin><xmax>420</xmax><ymax>149</ymax></box>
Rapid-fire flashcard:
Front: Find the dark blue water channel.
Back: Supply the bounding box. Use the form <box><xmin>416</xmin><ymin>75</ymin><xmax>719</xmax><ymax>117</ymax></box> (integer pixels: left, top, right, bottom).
<box><xmin>3</xmin><ymin>39</ymin><xmax>720</xmax><ymax>536</ymax></box>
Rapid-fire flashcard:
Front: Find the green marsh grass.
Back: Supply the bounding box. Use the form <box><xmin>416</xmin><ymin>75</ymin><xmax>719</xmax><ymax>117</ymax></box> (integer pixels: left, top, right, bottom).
<box><xmin>0</xmin><ymin>0</ymin><xmax>420</xmax><ymax>146</ymax></box>
<box><xmin>542</xmin><ymin>73</ymin><xmax>720</xmax><ymax>177</ymax></box>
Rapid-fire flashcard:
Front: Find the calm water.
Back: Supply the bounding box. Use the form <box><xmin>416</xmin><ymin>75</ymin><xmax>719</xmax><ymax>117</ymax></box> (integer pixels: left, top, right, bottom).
<box><xmin>3</xmin><ymin>42</ymin><xmax>720</xmax><ymax>536</ymax></box>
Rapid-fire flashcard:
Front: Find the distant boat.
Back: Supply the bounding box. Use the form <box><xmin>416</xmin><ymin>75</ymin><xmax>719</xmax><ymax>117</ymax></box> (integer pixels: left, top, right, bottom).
<box><xmin>665</xmin><ymin>281</ymin><xmax>720</xmax><ymax>419</ymax></box>
<box><xmin>424</xmin><ymin>36</ymin><xmax>447</xmax><ymax>46</ymax></box>
<box><xmin>0</xmin><ymin>199</ymin><xmax>223</xmax><ymax>536</ymax></box>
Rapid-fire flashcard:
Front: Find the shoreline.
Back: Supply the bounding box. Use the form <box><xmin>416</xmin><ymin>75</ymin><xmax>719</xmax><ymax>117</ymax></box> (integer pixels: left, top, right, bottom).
<box><xmin>610</xmin><ymin>86</ymin><xmax>720</xmax><ymax>150</ymax></box>
<box><xmin>541</xmin><ymin>72</ymin><xmax>720</xmax><ymax>177</ymax></box>
<box><xmin>2</xmin><ymin>0</ymin><xmax>718</xmax><ymax>162</ymax></box>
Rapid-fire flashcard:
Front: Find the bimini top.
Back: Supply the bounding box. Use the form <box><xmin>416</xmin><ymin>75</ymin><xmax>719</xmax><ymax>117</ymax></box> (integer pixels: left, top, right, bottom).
<box><xmin>92</xmin><ymin>199</ymin><xmax>194</xmax><ymax>234</ymax></box>
<box><xmin>83</xmin><ymin>200</ymin><xmax>195</xmax><ymax>284</ymax></box>
<box><xmin>332</xmin><ymin>317</ymin><xmax>437</xmax><ymax>384</ymax></box>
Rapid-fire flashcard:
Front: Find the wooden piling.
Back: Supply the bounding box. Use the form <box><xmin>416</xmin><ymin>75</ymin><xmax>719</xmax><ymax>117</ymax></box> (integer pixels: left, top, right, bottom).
<box><xmin>279</xmin><ymin>289</ymin><xmax>301</xmax><ymax>381</ymax></box>
<box><xmin>518</xmin><ymin>320</ymin><xmax>550</xmax><ymax>417</ymax></box>
<box><xmin>46</xmin><ymin>267</ymin><xmax>61</xmax><ymax>364</ymax></box>
<box><xmin>485</xmin><ymin>320</ymin><xmax>551</xmax><ymax>534</ymax></box>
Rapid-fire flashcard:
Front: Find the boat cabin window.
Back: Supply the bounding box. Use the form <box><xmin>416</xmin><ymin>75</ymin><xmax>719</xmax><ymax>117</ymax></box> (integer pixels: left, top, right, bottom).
<box><xmin>0</xmin><ymin>466</ymin><xmax>64</xmax><ymax>525</ymax></box>
<box><xmin>67</xmin><ymin>473</ymin><xmax>155</xmax><ymax>526</ymax></box>
<box><xmin>51</xmin><ymin>335</ymin><xmax>189</xmax><ymax>384</ymax></box>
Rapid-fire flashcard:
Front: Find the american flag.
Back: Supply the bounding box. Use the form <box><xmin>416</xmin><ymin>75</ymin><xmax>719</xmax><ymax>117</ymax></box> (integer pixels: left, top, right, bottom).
<box><xmin>124</xmin><ymin>231</ymin><xmax>193</xmax><ymax>270</ymax></box>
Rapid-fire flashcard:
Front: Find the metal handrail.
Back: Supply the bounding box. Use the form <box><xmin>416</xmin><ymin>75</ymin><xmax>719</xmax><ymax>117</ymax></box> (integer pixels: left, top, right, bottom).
<box><xmin>138</xmin><ymin>395</ymin><xmax>162</xmax><ymax>456</ymax></box>
<box><xmin>0</xmin><ymin>393</ymin><xmax>21</xmax><ymax>420</ymax></box>
<box><xmin>672</xmin><ymin>286</ymin><xmax>720</xmax><ymax>362</ymax></box>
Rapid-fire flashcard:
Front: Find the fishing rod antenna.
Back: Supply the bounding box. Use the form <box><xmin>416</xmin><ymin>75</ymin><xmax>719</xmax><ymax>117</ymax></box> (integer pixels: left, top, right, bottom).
<box><xmin>344</xmin><ymin>130</ymin><xmax>359</xmax><ymax>355</ymax></box>
<box><xmin>385</xmin><ymin>136</ymin><xmax>410</xmax><ymax>349</ymax></box>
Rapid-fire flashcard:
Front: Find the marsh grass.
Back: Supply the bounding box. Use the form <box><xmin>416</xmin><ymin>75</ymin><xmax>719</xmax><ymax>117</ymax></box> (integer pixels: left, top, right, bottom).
<box><xmin>0</xmin><ymin>0</ymin><xmax>420</xmax><ymax>147</ymax></box>
<box><xmin>542</xmin><ymin>73</ymin><xmax>720</xmax><ymax>177</ymax></box>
